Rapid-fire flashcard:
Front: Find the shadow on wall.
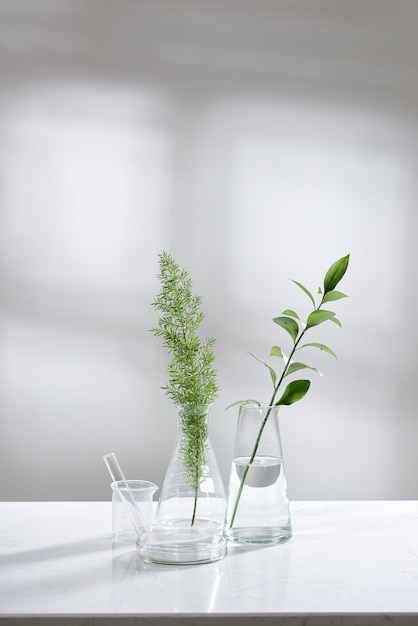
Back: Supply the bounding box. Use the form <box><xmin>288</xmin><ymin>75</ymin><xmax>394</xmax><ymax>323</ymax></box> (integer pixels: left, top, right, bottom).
<box><xmin>0</xmin><ymin>0</ymin><xmax>417</xmax><ymax>500</ymax></box>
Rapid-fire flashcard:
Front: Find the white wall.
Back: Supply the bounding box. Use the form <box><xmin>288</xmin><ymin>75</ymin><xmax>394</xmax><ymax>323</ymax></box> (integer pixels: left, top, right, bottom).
<box><xmin>0</xmin><ymin>0</ymin><xmax>417</xmax><ymax>501</ymax></box>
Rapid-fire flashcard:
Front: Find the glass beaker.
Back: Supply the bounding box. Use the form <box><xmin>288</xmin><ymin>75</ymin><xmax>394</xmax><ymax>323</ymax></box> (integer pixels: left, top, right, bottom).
<box><xmin>136</xmin><ymin>403</ymin><xmax>227</xmax><ymax>564</ymax></box>
<box><xmin>111</xmin><ymin>479</ymin><xmax>158</xmax><ymax>542</ymax></box>
<box><xmin>223</xmin><ymin>403</ymin><xmax>292</xmax><ymax>545</ymax></box>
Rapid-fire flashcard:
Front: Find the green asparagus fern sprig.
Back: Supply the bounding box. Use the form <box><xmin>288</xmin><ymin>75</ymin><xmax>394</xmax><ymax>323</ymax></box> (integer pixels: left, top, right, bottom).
<box><xmin>228</xmin><ymin>254</ymin><xmax>350</xmax><ymax>529</ymax></box>
<box><xmin>152</xmin><ymin>251</ymin><xmax>219</xmax><ymax>525</ymax></box>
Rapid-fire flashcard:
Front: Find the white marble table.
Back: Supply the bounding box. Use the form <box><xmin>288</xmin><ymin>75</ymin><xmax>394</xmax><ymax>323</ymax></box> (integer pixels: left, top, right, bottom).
<box><xmin>1</xmin><ymin>501</ymin><xmax>418</xmax><ymax>625</ymax></box>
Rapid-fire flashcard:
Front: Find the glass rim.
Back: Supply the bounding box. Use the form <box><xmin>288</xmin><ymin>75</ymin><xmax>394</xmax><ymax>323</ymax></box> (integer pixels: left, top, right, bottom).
<box><xmin>110</xmin><ymin>479</ymin><xmax>158</xmax><ymax>492</ymax></box>
<box><xmin>238</xmin><ymin>401</ymin><xmax>279</xmax><ymax>409</ymax></box>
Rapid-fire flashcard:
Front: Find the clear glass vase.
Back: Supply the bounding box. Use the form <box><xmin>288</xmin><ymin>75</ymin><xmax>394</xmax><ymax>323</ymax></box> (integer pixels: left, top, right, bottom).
<box><xmin>223</xmin><ymin>403</ymin><xmax>292</xmax><ymax>545</ymax></box>
<box><xmin>136</xmin><ymin>403</ymin><xmax>227</xmax><ymax>564</ymax></box>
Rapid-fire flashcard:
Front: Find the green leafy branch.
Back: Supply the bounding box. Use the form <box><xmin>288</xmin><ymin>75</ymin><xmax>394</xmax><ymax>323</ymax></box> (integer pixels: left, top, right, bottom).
<box><xmin>152</xmin><ymin>251</ymin><xmax>219</xmax><ymax>526</ymax></box>
<box><xmin>228</xmin><ymin>254</ymin><xmax>350</xmax><ymax>529</ymax></box>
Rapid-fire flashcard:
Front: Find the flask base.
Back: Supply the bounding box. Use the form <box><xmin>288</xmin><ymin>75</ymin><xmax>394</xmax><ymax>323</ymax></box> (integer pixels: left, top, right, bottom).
<box><xmin>224</xmin><ymin>525</ymin><xmax>292</xmax><ymax>545</ymax></box>
<box><xmin>136</xmin><ymin>528</ymin><xmax>227</xmax><ymax>565</ymax></box>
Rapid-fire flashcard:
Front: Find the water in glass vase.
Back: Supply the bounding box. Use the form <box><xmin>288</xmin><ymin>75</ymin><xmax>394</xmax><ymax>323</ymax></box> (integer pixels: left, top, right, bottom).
<box><xmin>224</xmin><ymin>455</ymin><xmax>292</xmax><ymax>544</ymax></box>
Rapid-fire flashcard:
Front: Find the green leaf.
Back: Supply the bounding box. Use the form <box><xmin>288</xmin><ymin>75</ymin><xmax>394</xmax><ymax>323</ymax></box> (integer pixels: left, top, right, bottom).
<box><xmin>323</xmin><ymin>254</ymin><xmax>350</xmax><ymax>293</ymax></box>
<box><xmin>290</xmin><ymin>279</ymin><xmax>316</xmax><ymax>307</ymax></box>
<box><xmin>248</xmin><ymin>353</ymin><xmax>277</xmax><ymax>387</ymax></box>
<box><xmin>273</xmin><ymin>316</ymin><xmax>299</xmax><ymax>342</ymax></box>
<box><xmin>318</xmin><ymin>286</ymin><xmax>323</xmax><ymax>294</ymax></box>
<box><xmin>298</xmin><ymin>342</ymin><xmax>337</xmax><ymax>358</ymax></box>
<box><xmin>285</xmin><ymin>362</ymin><xmax>320</xmax><ymax>377</ymax></box>
<box><xmin>282</xmin><ymin>309</ymin><xmax>299</xmax><ymax>319</ymax></box>
<box><xmin>329</xmin><ymin>316</ymin><xmax>342</xmax><ymax>327</ymax></box>
<box><xmin>306</xmin><ymin>310</ymin><xmax>336</xmax><ymax>329</ymax></box>
<box><xmin>276</xmin><ymin>379</ymin><xmax>311</xmax><ymax>406</ymax></box>
<box><xmin>322</xmin><ymin>290</ymin><xmax>348</xmax><ymax>303</ymax></box>
<box><xmin>270</xmin><ymin>345</ymin><xmax>284</xmax><ymax>358</ymax></box>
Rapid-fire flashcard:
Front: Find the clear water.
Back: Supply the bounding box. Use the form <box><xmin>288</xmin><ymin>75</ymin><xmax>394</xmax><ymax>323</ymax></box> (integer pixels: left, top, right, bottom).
<box><xmin>234</xmin><ymin>455</ymin><xmax>282</xmax><ymax>487</ymax></box>
<box><xmin>224</xmin><ymin>456</ymin><xmax>292</xmax><ymax>544</ymax></box>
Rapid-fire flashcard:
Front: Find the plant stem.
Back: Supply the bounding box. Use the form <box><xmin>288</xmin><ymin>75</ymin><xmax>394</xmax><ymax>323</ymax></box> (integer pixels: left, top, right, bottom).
<box><xmin>191</xmin><ymin>489</ymin><xmax>198</xmax><ymax>527</ymax></box>
<box><xmin>228</xmin><ymin>331</ymin><xmax>305</xmax><ymax>529</ymax></box>
<box><xmin>228</xmin><ymin>408</ymin><xmax>272</xmax><ymax>528</ymax></box>
<box><xmin>187</xmin><ymin>406</ymin><xmax>209</xmax><ymax>527</ymax></box>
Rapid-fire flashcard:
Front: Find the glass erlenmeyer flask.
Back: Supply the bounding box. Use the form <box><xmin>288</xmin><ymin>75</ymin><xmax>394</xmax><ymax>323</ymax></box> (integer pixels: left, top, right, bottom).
<box><xmin>136</xmin><ymin>403</ymin><xmax>227</xmax><ymax>564</ymax></box>
<box><xmin>223</xmin><ymin>403</ymin><xmax>292</xmax><ymax>544</ymax></box>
